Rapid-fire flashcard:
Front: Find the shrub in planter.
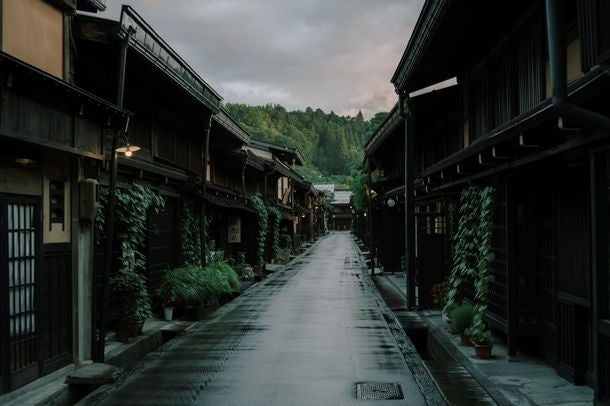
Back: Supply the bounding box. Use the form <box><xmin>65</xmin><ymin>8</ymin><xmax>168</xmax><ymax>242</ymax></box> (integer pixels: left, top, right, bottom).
<box><xmin>202</xmin><ymin>261</ymin><xmax>240</xmax><ymax>302</ymax></box>
<box><xmin>109</xmin><ymin>269</ymin><xmax>152</xmax><ymax>342</ymax></box>
<box><xmin>156</xmin><ymin>266</ymin><xmax>202</xmax><ymax>320</ymax></box>
<box><xmin>449</xmin><ymin>303</ymin><xmax>474</xmax><ymax>335</ymax></box>
<box><xmin>158</xmin><ymin>262</ymin><xmax>241</xmax><ymax>320</ymax></box>
<box><xmin>466</xmin><ymin>312</ymin><xmax>492</xmax><ymax>359</ymax></box>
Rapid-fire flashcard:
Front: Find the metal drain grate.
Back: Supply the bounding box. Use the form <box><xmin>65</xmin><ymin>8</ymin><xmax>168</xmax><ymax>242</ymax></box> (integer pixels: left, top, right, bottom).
<box><xmin>355</xmin><ymin>383</ymin><xmax>404</xmax><ymax>400</ymax></box>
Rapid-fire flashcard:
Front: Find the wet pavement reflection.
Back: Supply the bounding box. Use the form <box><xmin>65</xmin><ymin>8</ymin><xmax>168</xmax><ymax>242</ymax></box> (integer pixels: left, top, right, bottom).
<box><xmin>96</xmin><ymin>232</ymin><xmax>426</xmax><ymax>405</ymax></box>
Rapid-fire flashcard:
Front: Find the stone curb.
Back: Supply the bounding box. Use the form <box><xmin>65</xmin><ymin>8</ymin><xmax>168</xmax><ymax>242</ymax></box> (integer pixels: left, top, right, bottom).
<box><xmin>351</xmin><ymin>238</ymin><xmax>448</xmax><ymax>406</ymax></box>
<box><xmin>378</xmin><ymin>268</ymin><xmax>514</xmax><ymax>406</ymax></box>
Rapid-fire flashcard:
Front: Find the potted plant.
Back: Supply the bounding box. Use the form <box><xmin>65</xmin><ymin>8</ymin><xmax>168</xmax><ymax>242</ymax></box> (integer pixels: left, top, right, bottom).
<box><xmin>466</xmin><ymin>317</ymin><xmax>492</xmax><ymax>359</ymax></box>
<box><xmin>157</xmin><ymin>266</ymin><xmax>206</xmax><ymax>321</ymax></box>
<box><xmin>431</xmin><ymin>280</ymin><xmax>449</xmax><ymax>309</ymax></box>
<box><xmin>449</xmin><ymin>303</ymin><xmax>474</xmax><ymax>345</ymax></box>
<box><xmin>109</xmin><ymin>268</ymin><xmax>152</xmax><ymax>342</ymax></box>
<box><xmin>155</xmin><ymin>280</ymin><xmax>176</xmax><ymax>321</ymax></box>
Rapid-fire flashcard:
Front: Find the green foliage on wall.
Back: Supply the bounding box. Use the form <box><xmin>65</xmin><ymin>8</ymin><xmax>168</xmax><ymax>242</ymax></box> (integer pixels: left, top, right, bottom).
<box><xmin>445</xmin><ymin>184</ymin><xmax>495</xmax><ymax>342</ymax></box>
<box><xmin>350</xmin><ymin>173</ymin><xmax>369</xmax><ymax>211</ymax></box>
<box><xmin>249</xmin><ymin>195</ymin><xmax>268</xmax><ymax>267</ymax></box>
<box><xmin>267</xmin><ymin>206</ymin><xmax>281</xmax><ymax>260</ymax></box>
<box><xmin>96</xmin><ymin>184</ymin><xmax>165</xmax><ymax>272</ymax></box>
<box><xmin>465</xmin><ymin>186</ymin><xmax>495</xmax><ymax>343</ymax></box>
<box><xmin>181</xmin><ymin>199</ymin><xmax>202</xmax><ymax>266</ymax></box>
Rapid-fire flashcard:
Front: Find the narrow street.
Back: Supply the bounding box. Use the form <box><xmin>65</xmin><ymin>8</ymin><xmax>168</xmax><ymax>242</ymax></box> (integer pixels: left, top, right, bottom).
<box><xmin>91</xmin><ymin>232</ymin><xmax>428</xmax><ymax>405</ymax></box>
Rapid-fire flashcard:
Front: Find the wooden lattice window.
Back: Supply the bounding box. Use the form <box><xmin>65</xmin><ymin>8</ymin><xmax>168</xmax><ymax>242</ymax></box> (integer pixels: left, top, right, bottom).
<box><xmin>49</xmin><ymin>180</ymin><xmax>65</xmax><ymax>231</ymax></box>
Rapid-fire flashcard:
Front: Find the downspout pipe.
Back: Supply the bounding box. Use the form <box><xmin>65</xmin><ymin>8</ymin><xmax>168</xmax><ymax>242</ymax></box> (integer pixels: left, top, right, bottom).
<box><xmin>545</xmin><ymin>0</ymin><xmax>610</xmax><ymax>134</ymax></box>
<box><xmin>398</xmin><ymin>91</ymin><xmax>416</xmax><ymax>310</ymax></box>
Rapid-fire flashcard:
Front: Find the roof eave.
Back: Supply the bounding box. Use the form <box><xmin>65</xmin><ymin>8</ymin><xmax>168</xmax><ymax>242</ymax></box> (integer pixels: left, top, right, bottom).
<box><xmin>391</xmin><ymin>0</ymin><xmax>452</xmax><ymax>92</ymax></box>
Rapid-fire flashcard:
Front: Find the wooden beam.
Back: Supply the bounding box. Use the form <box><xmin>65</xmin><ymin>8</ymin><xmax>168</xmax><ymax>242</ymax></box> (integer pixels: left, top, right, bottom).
<box><xmin>492</xmin><ymin>146</ymin><xmax>509</xmax><ymax>159</ymax></box>
<box><xmin>457</xmin><ymin>163</ymin><xmax>469</xmax><ymax>175</ymax></box>
<box><xmin>518</xmin><ymin>134</ymin><xmax>539</xmax><ymax>148</ymax></box>
<box><xmin>429</xmin><ymin>131</ymin><xmax>607</xmax><ymax>192</ymax></box>
<box><xmin>478</xmin><ymin>153</ymin><xmax>492</xmax><ymax>166</ymax></box>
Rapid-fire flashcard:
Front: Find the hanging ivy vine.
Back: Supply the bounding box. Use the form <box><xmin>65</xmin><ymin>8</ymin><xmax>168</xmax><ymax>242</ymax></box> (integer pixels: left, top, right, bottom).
<box><xmin>95</xmin><ymin>184</ymin><xmax>165</xmax><ymax>272</ymax></box>
<box><xmin>181</xmin><ymin>199</ymin><xmax>202</xmax><ymax>266</ymax></box>
<box><xmin>267</xmin><ymin>206</ymin><xmax>281</xmax><ymax>261</ymax></box>
<box><xmin>465</xmin><ymin>186</ymin><xmax>495</xmax><ymax>343</ymax></box>
<box><xmin>444</xmin><ymin>184</ymin><xmax>495</xmax><ymax>343</ymax></box>
<box><xmin>249</xmin><ymin>196</ymin><xmax>268</xmax><ymax>267</ymax></box>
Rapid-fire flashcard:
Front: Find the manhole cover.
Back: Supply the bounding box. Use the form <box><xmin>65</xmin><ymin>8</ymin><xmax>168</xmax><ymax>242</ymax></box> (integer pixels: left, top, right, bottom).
<box><xmin>355</xmin><ymin>383</ymin><xmax>404</xmax><ymax>400</ymax></box>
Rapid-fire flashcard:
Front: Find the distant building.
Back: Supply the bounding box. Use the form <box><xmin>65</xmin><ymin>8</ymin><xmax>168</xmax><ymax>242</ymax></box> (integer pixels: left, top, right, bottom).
<box><xmin>313</xmin><ymin>185</ymin><xmax>353</xmax><ymax>231</ymax></box>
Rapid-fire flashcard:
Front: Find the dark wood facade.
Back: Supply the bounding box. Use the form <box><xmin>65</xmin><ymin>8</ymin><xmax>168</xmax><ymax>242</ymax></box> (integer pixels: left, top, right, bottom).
<box><xmin>377</xmin><ymin>0</ymin><xmax>610</xmax><ymax>401</ymax></box>
<box><xmin>0</xmin><ymin>0</ymin><xmax>129</xmax><ymax>395</ymax></box>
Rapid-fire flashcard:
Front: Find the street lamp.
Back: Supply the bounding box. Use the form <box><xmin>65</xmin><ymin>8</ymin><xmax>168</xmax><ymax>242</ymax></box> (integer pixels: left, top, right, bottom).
<box><xmin>115</xmin><ymin>136</ymin><xmax>140</xmax><ymax>157</ymax></box>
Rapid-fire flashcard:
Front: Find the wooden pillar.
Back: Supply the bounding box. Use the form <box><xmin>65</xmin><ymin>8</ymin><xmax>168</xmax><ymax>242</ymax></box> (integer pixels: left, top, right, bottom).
<box><xmin>590</xmin><ymin>151</ymin><xmax>608</xmax><ymax>403</ymax></box>
<box><xmin>505</xmin><ymin>176</ymin><xmax>518</xmax><ymax>358</ymax></box>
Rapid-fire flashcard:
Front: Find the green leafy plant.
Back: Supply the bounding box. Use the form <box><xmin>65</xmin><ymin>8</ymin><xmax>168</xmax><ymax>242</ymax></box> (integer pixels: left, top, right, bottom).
<box><xmin>181</xmin><ymin>199</ymin><xmax>202</xmax><ymax>266</ymax></box>
<box><xmin>449</xmin><ymin>303</ymin><xmax>474</xmax><ymax>334</ymax></box>
<box><xmin>96</xmin><ymin>184</ymin><xmax>165</xmax><ymax>272</ymax></box>
<box><xmin>156</xmin><ymin>266</ymin><xmax>203</xmax><ymax>308</ymax></box>
<box><xmin>267</xmin><ymin>206</ymin><xmax>281</xmax><ymax>260</ymax></box>
<box><xmin>350</xmin><ymin>173</ymin><xmax>370</xmax><ymax>212</ymax></box>
<box><xmin>466</xmin><ymin>186</ymin><xmax>495</xmax><ymax>344</ymax></box>
<box><xmin>227</xmin><ymin>252</ymin><xmax>252</xmax><ymax>279</ymax></box>
<box><xmin>157</xmin><ymin>262</ymin><xmax>241</xmax><ymax>310</ymax></box>
<box><xmin>444</xmin><ymin>185</ymin><xmax>495</xmax><ymax>317</ymax></box>
<box><xmin>249</xmin><ymin>196</ymin><xmax>268</xmax><ymax>267</ymax></box>
<box><xmin>109</xmin><ymin>268</ymin><xmax>152</xmax><ymax>325</ymax></box>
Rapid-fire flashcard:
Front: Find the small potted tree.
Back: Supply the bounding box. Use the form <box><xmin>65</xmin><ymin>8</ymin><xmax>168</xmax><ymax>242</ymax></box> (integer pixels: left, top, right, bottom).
<box><xmin>449</xmin><ymin>303</ymin><xmax>474</xmax><ymax>345</ymax></box>
<box><xmin>156</xmin><ymin>280</ymin><xmax>176</xmax><ymax>321</ymax></box>
<box><xmin>109</xmin><ymin>268</ymin><xmax>152</xmax><ymax>342</ymax></box>
<box><xmin>465</xmin><ymin>312</ymin><xmax>492</xmax><ymax>359</ymax></box>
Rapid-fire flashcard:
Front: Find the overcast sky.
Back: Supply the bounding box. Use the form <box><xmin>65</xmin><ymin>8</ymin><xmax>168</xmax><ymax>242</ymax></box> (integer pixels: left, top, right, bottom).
<box><xmin>97</xmin><ymin>0</ymin><xmax>423</xmax><ymax>118</ymax></box>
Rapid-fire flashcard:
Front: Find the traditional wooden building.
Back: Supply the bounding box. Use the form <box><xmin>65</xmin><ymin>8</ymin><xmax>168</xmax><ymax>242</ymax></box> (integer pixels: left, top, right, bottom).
<box><xmin>329</xmin><ymin>190</ymin><xmax>353</xmax><ymax>231</ymax></box>
<box><xmin>365</xmin><ymin>106</ymin><xmax>405</xmax><ymax>274</ymax></box>
<box><xmin>365</xmin><ymin>85</ymin><xmax>461</xmax><ymax>297</ymax></box>
<box><xmin>390</xmin><ymin>0</ymin><xmax>610</xmax><ymax>401</ymax></box>
<box><xmin>0</xmin><ymin>0</ymin><xmax>131</xmax><ymax>395</ymax></box>
<box><xmin>205</xmin><ymin>108</ymin><xmax>259</xmax><ymax>266</ymax></box>
<box><xmin>245</xmin><ymin>139</ymin><xmax>310</xmax><ymax>251</ymax></box>
<box><xmin>73</xmin><ymin>7</ymin><xmax>228</xmax><ymax>347</ymax></box>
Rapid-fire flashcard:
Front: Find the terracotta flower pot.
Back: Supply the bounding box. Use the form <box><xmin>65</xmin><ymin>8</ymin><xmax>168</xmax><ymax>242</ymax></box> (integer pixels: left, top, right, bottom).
<box><xmin>460</xmin><ymin>333</ymin><xmax>472</xmax><ymax>346</ymax></box>
<box><xmin>474</xmin><ymin>342</ymin><xmax>493</xmax><ymax>359</ymax></box>
<box><xmin>115</xmin><ymin>325</ymin><xmax>131</xmax><ymax>343</ymax></box>
<box><xmin>131</xmin><ymin>320</ymin><xmax>144</xmax><ymax>337</ymax></box>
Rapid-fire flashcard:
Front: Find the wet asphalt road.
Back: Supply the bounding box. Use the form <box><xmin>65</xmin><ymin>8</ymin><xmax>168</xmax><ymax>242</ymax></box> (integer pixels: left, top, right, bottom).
<box><xmin>96</xmin><ymin>232</ymin><xmax>426</xmax><ymax>405</ymax></box>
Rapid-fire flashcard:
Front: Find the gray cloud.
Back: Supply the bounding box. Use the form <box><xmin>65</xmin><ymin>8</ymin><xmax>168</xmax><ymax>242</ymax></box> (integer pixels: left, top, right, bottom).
<box><xmin>97</xmin><ymin>0</ymin><xmax>423</xmax><ymax>117</ymax></box>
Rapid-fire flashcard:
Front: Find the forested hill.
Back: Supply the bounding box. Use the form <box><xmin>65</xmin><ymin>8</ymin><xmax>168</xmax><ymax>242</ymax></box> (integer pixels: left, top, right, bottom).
<box><xmin>225</xmin><ymin>103</ymin><xmax>388</xmax><ymax>184</ymax></box>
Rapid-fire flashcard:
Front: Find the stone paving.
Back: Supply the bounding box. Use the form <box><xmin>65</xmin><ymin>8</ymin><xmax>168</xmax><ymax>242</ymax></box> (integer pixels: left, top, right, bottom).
<box><xmin>85</xmin><ymin>232</ymin><xmax>429</xmax><ymax>405</ymax></box>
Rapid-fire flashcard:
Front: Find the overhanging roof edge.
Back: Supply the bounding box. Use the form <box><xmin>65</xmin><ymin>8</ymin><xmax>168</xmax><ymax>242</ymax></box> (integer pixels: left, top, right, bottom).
<box><xmin>391</xmin><ymin>0</ymin><xmax>452</xmax><ymax>91</ymax></box>
<box><xmin>120</xmin><ymin>5</ymin><xmax>222</xmax><ymax>112</ymax></box>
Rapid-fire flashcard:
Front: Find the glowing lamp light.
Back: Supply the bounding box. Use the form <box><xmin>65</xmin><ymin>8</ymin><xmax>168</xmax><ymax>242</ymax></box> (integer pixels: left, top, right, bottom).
<box><xmin>116</xmin><ymin>143</ymin><xmax>141</xmax><ymax>157</ymax></box>
<box><xmin>387</xmin><ymin>198</ymin><xmax>396</xmax><ymax>208</ymax></box>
